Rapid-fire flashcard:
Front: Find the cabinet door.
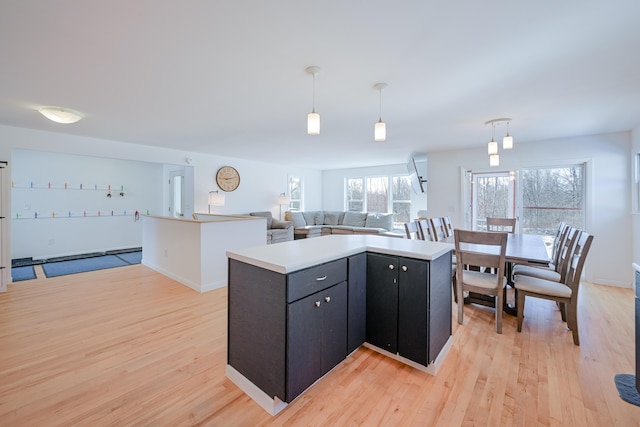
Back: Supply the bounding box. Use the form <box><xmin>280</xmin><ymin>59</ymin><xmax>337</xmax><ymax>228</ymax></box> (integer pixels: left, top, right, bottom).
<box><xmin>347</xmin><ymin>253</ymin><xmax>367</xmax><ymax>354</ymax></box>
<box><xmin>397</xmin><ymin>257</ymin><xmax>429</xmax><ymax>366</ymax></box>
<box><xmin>320</xmin><ymin>281</ymin><xmax>348</xmax><ymax>376</ymax></box>
<box><xmin>286</xmin><ymin>281</ymin><xmax>347</xmax><ymax>402</ymax></box>
<box><xmin>366</xmin><ymin>253</ymin><xmax>399</xmax><ymax>354</ymax></box>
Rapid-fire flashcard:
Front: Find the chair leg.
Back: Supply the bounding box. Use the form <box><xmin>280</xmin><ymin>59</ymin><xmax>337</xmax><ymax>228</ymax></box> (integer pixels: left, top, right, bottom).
<box><xmin>457</xmin><ymin>283</ymin><xmax>464</xmax><ymax>325</ymax></box>
<box><xmin>566</xmin><ymin>302</ymin><xmax>580</xmax><ymax>345</ymax></box>
<box><xmin>516</xmin><ymin>290</ymin><xmax>525</xmax><ymax>332</ymax></box>
<box><xmin>495</xmin><ymin>288</ymin><xmax>503</xmax><ymax>334</ymax></box>
<box><xmin>452</xmin><ymin>272</ymin><xmax>458</xmax><ymax>303</ymax></box>
<box><xmin>558</xmin><ymin>302</ymin><xmax>567</xmax><ymax>322</ymax></box>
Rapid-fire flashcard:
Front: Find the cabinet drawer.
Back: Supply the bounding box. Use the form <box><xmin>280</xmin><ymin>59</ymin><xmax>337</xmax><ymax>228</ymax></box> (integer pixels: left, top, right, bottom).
<box><xmin>287</xmin><ymin>258</ymin><xmax>347</xmax><ymax>303</ymax></box>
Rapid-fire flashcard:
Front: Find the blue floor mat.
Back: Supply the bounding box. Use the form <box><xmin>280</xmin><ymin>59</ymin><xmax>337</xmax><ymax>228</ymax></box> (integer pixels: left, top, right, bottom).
<box><xmin>12</xmin><ymin>265</ymin><xmax>36</xmax><ymax>281</ymax></box>
<box><xmin>116</xmin><ymin>251</ymin><xmax>142</xmax><ymax>265</ymax></box>
<box><xmin>42</xmin><ymin>255</ymin><xmax>130</xmax><ymax>278</ymax></box>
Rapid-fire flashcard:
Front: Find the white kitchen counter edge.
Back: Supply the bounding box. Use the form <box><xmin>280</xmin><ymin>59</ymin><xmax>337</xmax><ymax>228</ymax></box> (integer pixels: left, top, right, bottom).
<box><xmin>633</xmin><ymin>263</ymin><xmax>640</xmax><ymax>273</ymax></box>
<box><xmin>227</xmin><ymin>234</ymin><xmax>454</xmax><ymax>274</ymax></box>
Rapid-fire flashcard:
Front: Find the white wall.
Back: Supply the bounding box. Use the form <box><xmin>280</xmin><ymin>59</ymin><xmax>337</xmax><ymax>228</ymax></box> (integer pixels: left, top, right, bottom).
<box><xmin>11</xmin><ymin>150</ymin><xmax>164</xmax><ymax>259</ymax></box>
<box><xmin>427</xmin><ymin>131</ymin><xmax>632</xmax><ymax>288</ymax></box>
<box><xmin>0</xmin><ymin>125</ymin><xmax>322</xmax><ymax>281</ymax></box>
<box><xmin>322</xmin><ymin>160</ymin><xmax>428</xmax><ymax>219</ymax></box>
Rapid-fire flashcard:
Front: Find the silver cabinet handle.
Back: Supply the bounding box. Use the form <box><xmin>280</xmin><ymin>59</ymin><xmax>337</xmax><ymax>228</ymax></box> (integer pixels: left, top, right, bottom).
<box><xmin>316</xmin><ymin>275</ymin><xmax>327</xmax><ymax>281</ymax></box>
<box><xmin>315</xmin><ymin>301</ymin><xmax>321</xmax><ymax>307</ymax></box>
<box><xmin>402</xmin><ymin>265</ymin><xmax>408</xmax><ymax>272</ymax></box>
<box><xmin>325</xmin><ymin>296</ymin><xmax>331</xmax><ymax>303</ymax></box>
<box><xmin>388</xmin><ymin>264</ymin><xmax>394</xmax><ymax>270</ymax></box>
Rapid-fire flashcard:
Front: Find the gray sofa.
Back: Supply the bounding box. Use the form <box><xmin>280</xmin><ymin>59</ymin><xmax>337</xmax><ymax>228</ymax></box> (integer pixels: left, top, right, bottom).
<box><xmin>249</xmin><ymin>211</ymin><xmax>294</xmax><ymax>244</ymax></box>
<box><xmin>284</xmin><ymin>210</ymin><xmax>403</xmax><ymax>239</ymax></box>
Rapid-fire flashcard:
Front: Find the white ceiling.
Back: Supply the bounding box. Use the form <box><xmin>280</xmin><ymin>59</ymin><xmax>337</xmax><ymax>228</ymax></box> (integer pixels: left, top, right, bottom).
<box><xmin>1</xmin><ymin>1</ymin><xmax>640</xmax><ymax>169</ymax></box>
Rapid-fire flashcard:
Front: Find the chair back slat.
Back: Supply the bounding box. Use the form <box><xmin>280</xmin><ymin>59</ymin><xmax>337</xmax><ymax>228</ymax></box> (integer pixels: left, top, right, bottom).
<box><xmin>416</xmin><ymin>219</ymin><xmax>433</xmax><ymax>241</ymax></box>
<box><xmin>404</xmin><ymin>221</ymin><xmax>421</xmax><ymax>240</ymax></box>
<box><xmin>565</xmin><ymin>231</ymin><xmax>594</xmax><ymax>291</ymax></box>
<box><xmin>454</xmin><ymin>229</ymin><xmax>508</xmax><ymax>273</ymax></box>
<box><xmin>486</xmin><ymin>217</ymin><xmax>516</xmax><ymax>233</ymax></box>
<box><xmin>556</xmin><ymin>227</ymin><xmax>580</xmax><ymax>282</ymax></box>
<box><xmin>430</xmin><ymin>217</ymin><xmax>447</xmax><ymax>241</ymax></box>
<box><xmin>442</xmin><ymin>216</ymin><xmax>454</xmax><ymax>237</ymax></box>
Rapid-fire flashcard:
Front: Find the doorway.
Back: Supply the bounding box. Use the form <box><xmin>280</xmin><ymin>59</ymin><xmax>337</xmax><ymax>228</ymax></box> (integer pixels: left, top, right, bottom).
<box><xmin>468</xmin><ymin>170</ymin><xmax>516</xmax><ymax>231</ymax></box>
<box><xmin>169</xmin><ymin>171</ymin><xmax>184</xmax><ymax>218</ymax></box>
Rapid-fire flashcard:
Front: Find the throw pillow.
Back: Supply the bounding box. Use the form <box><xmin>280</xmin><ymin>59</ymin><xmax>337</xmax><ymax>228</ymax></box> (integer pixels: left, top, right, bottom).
<box><xmin>302</xmin><ymin>211</ymin><xmax>318</xmax><ymax>226</ymax></box>
<box><xmin>285</xmin><ymin>211</ymin><xmax>306</xmax><ymax>228</ymax></box>
<box><xmin>315</xmin><ymin>212</ymin><xmax>325</xmax><ymax>225</ymax></box>
<box><xmin>323</xmin><ymin>211</ymin><xmax>345</xmax><ymax>225</ymax></box>
<box><xmin>365</xmin><ymin>213</ymin><xmax>394</xmax><ymax>231</ymax></box>
<box><xmin>343</xmin><ymin>212</ymin><xmax>367</xmax><ymax>227</ymax></box>
<box><xmin>323</xmin><ymin>212</ymin><xmax>340</xmax><ymax>225</ymax></box>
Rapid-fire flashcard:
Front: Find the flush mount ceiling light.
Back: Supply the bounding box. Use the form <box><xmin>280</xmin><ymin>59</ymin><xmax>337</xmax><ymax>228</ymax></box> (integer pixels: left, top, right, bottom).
<box><xmin>306</xmin><ymin>66</ymin><xmax>321</xmax><ymax>135</ymax></box>
<box><xmin>38</xmin><ymin>106</ymin><xmax>83</xmax><ymax>124</ymax></box>
<box><xmin>374</xmin><ymin>83</ymin><xmax>387</xmax><ymax>142</ymax></box>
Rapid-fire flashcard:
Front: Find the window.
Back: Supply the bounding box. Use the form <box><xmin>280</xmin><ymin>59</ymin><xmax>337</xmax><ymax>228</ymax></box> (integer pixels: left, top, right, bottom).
<box><xmin>288</xmin><ymin>176</ymin><xmax>303</xmax><ymax>211</ymax></box>
<box><xmin>345</xmin><ymin>174</ymin><xmax>412</xmax><ymax>227</ymax></box>
<box><xmin>521</xmin><ymin>165</ymin><xmax>585</xmax><ymax>234</ymax></box>
<box><xmin>346</xmin><ymin>178</ymin><xmax>364</xmax><ymax>211</ymax></box>
<box><xmin>470</xmin><ymin>171</ymin><xmax>515</xmax><ymax>231</ymax></box>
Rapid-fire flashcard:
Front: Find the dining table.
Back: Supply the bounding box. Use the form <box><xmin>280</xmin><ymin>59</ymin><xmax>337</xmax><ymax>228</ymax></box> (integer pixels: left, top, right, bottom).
<box><xmin>446</xmin><ymin>232</ymin><xmax>551</xmax><ymax>315</ymax></box>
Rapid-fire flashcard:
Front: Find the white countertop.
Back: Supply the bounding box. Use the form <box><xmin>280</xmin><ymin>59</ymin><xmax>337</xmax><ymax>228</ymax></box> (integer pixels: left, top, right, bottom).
<box><xmin>634</xmin><ymin>263</ymin><xmax>640</xmax><ymax>273</ymax></box>
<box><xmin>227</xmin><ymin>234</ymin><xmax>454</xmax><ymax>274</ymax></box>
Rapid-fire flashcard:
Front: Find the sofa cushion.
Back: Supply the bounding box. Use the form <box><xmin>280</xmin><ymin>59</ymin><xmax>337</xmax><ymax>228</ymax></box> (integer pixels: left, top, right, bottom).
<box><xmin>343</xmin><ymin>212</ymin><xmax>367</xmax><ymax>227</ymax></box>
<box><xmin>250</xmin><ymin>211</ymin><xmax>273</xmax><ymax>228</ymax></box>
<box><xmin>285</xmin><ymin>211</ymin><xmax>306</xmax><ymax>228</ymax></box>
<box><xmin>271</xmin><ymin>219</ymin><xmax>292</xmax><ymax>229</ymax></box>
<box><xmin>302</xmin><ymin>211</ymin><xmax>321</xmax><ymax>226</ymax></box>
<box><xmin>365</xmin><ymin>212</ymin><xmax>394</xmax><ymax>231</ymax></box>
<box><xmin>315</xmin><ymin>212</ymin><xmax>325</xmax><ymax>225</ymax></box>
<box><xmin>330</xmin><ymin>226</ymin><xmax>355</xmax><ymax>234</ymax></box>
<box><xmin>323</xmin><ymin>211</ymin><xmax>344</xmax><ymax>225</ymax></box>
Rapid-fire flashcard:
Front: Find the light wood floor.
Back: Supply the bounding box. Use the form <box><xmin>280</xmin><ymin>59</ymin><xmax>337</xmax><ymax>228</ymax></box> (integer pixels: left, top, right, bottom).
<box><xmin>1</xmin><ymin>264</ymin><xmax>639</xmax><ymax>426</ymax></box>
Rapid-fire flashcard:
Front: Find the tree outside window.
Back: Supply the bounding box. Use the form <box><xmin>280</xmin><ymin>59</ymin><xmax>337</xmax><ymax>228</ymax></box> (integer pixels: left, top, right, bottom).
<box><xmin>345</xmin><ymin>175</ymin><xmax>412</xmax><ymax>227</ymax></box>
<box><xmin>288</xmin><ymin>176</ymin><xmax>303</xmax><ymax>211</ymax></box>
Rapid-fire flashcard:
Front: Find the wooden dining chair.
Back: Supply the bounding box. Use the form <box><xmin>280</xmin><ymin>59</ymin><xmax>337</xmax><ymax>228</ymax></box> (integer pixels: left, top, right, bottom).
<box><xmin>515</xmin><ymin>230</ymin><xmax>593</xmax><ymax>345</ymax></box>
<box><xmin>416</xmin><ymin>218</ymin><xmax>434</xmax><ymax>241</ymax></box>
<box><xmin>441</xmin><ymin>216</ymin><xmax>454</xmax><ymax>238</ymax></box>
<box><xmin>513</xmin><ymin>226</ymin><xmax>578</xmax><ymax>284</ymax></box>
<box><xmin>454</xmin><ymin>229</ymin><xmax>508</xmax><ymax>333</ymax></box>
<box><xmin>404</xmin><ymin>221</ymin><xmax>422</xmax><ymax>239</ymax></box>
<box><xmin>486</xmin><ymin>217</ymin><xmax>517</xmax><ymax>233</ymax></box>
<box><xmin>430</xmin><ymin>217</ymin><xmax>448</xmax><ymax>242</ymax></box>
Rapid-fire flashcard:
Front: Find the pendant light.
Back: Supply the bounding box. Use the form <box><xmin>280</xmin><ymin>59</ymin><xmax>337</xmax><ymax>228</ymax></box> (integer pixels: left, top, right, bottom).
<box><xmin>487</xmin><ymin>122</ymin><xmax>498</xmax><ymax>156</ymax></box>
<box><xmin>485</xmin><ymin>117</ymin><xmax>514</xmax><ymax>166</ymax></box>
<box><xmin>306</xmin><ymin>66</ymin><xmax>321</xmax><ymax>135</ymax></box>
<box><xmin>503</xmin><ymin>120</ymin><xmax>513</xmax><ymax>149</ymax></box>
<box><xmin>374</xmin><ymin>83</ymin><xmax>387</xmax><ymax>142</ymax></box>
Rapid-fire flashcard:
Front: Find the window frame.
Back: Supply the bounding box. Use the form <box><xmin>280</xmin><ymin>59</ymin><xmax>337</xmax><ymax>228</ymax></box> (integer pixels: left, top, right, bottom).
<box><xmin>344</xmin><ymin>174</ymin><xmax>412</xmax><ymax>228</ymax></box>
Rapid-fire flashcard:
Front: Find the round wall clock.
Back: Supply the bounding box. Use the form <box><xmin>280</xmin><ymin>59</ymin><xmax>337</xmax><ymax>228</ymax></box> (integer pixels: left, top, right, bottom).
<box><xmin>216</xmin><ymin>166</ymin><xmax>240</xmax><ymax>192</ymax></box>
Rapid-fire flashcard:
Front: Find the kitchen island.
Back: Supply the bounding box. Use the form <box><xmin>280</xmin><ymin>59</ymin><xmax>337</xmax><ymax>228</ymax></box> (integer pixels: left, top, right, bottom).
<box><xmin>226</xmin><ymin>234</ymin><xmax>454</xmax><ymax>415</ymax></box>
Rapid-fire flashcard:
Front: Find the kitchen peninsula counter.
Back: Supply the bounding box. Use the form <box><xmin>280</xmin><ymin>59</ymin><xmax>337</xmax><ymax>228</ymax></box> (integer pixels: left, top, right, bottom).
<box><xmin>226</xmin><ymin>234</ymin><xmax>454</xmax><ymax>415</ymax></box>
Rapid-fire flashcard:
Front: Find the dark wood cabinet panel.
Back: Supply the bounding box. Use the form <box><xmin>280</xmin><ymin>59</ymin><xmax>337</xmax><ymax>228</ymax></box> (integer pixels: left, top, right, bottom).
<box><xmin>287</xmin><ymin>281</ymin><xmax>347</xmax><ymax>401</ymax></box>
<box><xmin>347</xmin><ymin>253</ymin><xmax>367</xmax><ymax>354</ymax></box>
<box><xmin>366</xmin><ymin>253</ymin><xmax>399</xmax><ymax>354</ymax></box>
<box><xmin>428</xmin><ymin>251</ymin><xmax>452</xmax><ymax>362</ymax></box>
<box><xmin>397</xmin><ymin>257</ymin><xmax>429</xmax><ymax>366</ymax></box>
<box><xmin>228</xmin><ymin>259</ymin><xmax>287</xmax><ymax>401</ymax></box>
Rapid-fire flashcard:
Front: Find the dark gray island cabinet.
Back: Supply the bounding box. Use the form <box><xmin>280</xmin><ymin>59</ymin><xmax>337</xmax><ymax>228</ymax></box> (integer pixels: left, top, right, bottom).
<box><xmin>226</xmin><ymin>235</ymin><xmax>453</xmax><ymax>415</ymax></box>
